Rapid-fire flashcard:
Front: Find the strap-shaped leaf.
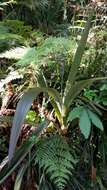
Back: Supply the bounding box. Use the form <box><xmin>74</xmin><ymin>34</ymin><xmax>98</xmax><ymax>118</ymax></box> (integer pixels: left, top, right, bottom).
<box><xmin>64</xmin><ymin>14</ymin><xmax>93</xmax><ymax>97</ymax></box>
<box><xmin>14</xmin><ymin>164</ymin><xmax>27</xmax><ymax>190</ymax></box>
<box><xmin>87</xmin><ymin>109</ymin><xmax>103</xmax><ymax>131</ymax></box>
<box><xmin>0</xmin><ymin>120</ymin><xmax>49</xmax><ymax>184</ymax></box>
<box><xmin>79</xmin><ymin>109</ymin><xmax>91</xmax><ymax>139</ymax></box>
<box><xmin>9</xmin><ymin>87</ymin><xmax>61</xmax><ymax>161</ymax></box>
<box><xmin>8</xmin><ymin>87</ymin><xmax>42</xmax><ymax>161</ymax></box>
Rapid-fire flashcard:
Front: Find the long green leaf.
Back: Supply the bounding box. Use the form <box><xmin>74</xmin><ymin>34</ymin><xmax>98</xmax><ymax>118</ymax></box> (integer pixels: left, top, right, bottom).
<box><xmin>14</xmin><ymin>164</ymin><xmax>27</xmax><ymax>190</ymax></box>
<box><xmin>8</xmin><ymin>87</ymin><xmax>42</xmax><ymax>161</ymax></box>
<box><xmin>64</xmin><ymin>15</ymin><xmax>93</xmax><ymax>96</ymax></box>
<box><xmin>0</xmin><ymin>141</ymin><xmax>32</xmax><ymax>184</ymax></box>
<box><xmin>8</xmin><ymin>87</ymin><xmax>61</xmax><ymax>161</ymax></box>
<box><xmin>0</xmin><ymin>120</ymin><xmax>49</xmax><ymax>184</ymax></box>
<box><xmin>50</xmin><ymin>98</ymin><xmax>62</xmax><ymax>123</ymax></box>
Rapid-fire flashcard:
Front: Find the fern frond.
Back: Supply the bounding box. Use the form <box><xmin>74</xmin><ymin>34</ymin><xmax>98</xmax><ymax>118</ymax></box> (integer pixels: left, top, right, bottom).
<box><xmin>17</xmin><ymin>37</ymin><xmax>76</xmax><ymax>66</ymax></box>
<box><xmin>0</xmin><ymin>33</ymin><xmax>24</xmax><ymax>42</ymax></box>
<box><xmin>0</xmin><ymin>47</ymin><xmax>29</xmax><ymax>59</ymax></box>
<box><xmin>0</xmin><ymin>25</ymin><xmax>24</xmax><ymax>41</ymax></box>
<box><xmin>15</xmin><ymin>0</ymin><xmax>48</xmax><ymax>10</ymax></box>
<box><xmin>35</xmin><ymin>135</ymin><xmax>77</xmax><ymax>190</ymax></box>
<box><xmin>0</xmin><ymin>70</ymin><xmax>23</xmax><ymax>92</ymax></box>
<box><xmin>0</xmin><ymin>23</ymin><xmax>25</xmax><ymax>52</ymax></box>
<box><xmin>0</xmin><ymin>1</ymin><xmax>14</xmax><ymax>7</ymax></box>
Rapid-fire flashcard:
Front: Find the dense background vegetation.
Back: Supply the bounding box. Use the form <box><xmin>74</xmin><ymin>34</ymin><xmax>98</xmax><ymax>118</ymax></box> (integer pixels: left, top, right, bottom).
<box><xmin>0</xmin><ymin>0</ymin><xmax>107</xmax><ymax>190</ymax></box>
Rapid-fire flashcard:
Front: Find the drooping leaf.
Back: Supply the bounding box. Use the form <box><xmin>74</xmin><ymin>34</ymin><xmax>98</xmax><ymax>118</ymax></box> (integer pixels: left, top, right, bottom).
<box><xmin>0</xmin><ymin>120</ymin><xmax>49</xmax><ymax>184</ymax></box>
<box><xmin>8</xmin><ymin>87</ymin><xmax>42</xmax><ymax>161</ymax></box>
<box><xmin>0</xmin><ymin>141</ymin><xmax>32</xmax><ymax>184</ymax></box>
<box><xmin>79</xmin><ymin>109</ymin><xmax>91</xmax><ymax>139</ymax></box>
<box><xmin>63</xmin><ymin>77</ymin><xmax>107</xmax><ymax>114</ymax></box>
<box><xmin>87</xmin><ymin>109</ymin><xmax>103</xmax><ymax>131</ymax></box>
<box><xmin>14</xmin><ymin>164</ymin><xmax>27</xmax><ymax>190</ymax></box>
<box><xmin>8</xmin><ymin>87</ymin><xmax>61</xmax><ymax>161</ymax></box>
<box><xmin>67</xmin><ymin>106</ymin><xmax>83</xmax><ymax>122</ymax></box>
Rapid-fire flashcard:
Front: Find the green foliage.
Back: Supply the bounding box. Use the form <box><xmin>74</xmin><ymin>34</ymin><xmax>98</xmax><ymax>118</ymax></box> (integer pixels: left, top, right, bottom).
<box><xmin>84</xmin><ymin>82</ymin><xmax>107</xmax><ymax>106</ymax></box>
<box><xmin>99</xmin><ymin>84</ymin><xmax>107</xmax><ymax>106</ymax></box>
<box><xmin>8</xmin><ymin>16</ymin><xmax>103</xmax><ymax>162</ymax></box>
<box><xmin>17</xmin><ymin>37</ymin><xmax>75</xmax><ymax>66</ymax></box>
<box><xmin>0</xmin><ymin>22</ymin><xmax>25</xmax><ymax>52</ymax></box>
<box><xmin>13</xmin><ymin>0</ymin><xmax>49</xmax><ymax>10</ymax></box>
<box><xmin>26</xmin><ymin>110</ymin><xmax>40</xmax><ymax>124</ymax></box>
<box><xmin>79</xmin><ymin>108</ymin><xmax>91</xmax><ymax>139</ymax></box>
<box><xmin>8</xmin><ymin>87</ymin><xmax>61</xmax><ymax>161</ymax></box>
<box><xmin>14</xmin><ymin>164</ymin><xmax>27</xmax><ymax>190</ymax></box>
<box><xmin>35</xmin><ymin>135</ymin><xmax>77</xmax><ymax>190</ymax></box>
<box><xmin>1</xmin><ymin>14</ymin><xmax>107</xmax><ymax>190</ymax></box>
<box><xmin>5</xmin><ymin>0</ymin><xmax>65</xmax><ymax>31</ymax></box>
<box><xmin>0</xmin><ymin>120</ymin><xmax>49</xmax><ymax>184</ymax></box>
<box><xmin>0</xmin><ymin>20</ymin><xmax>44</xmax><ymax>53</ymax></box>
<box><xmin>3</xmin><ymin>20</ymin><xmax>32</xmax><ymax>39</ymax></box>
<box><xmin>80</xmin><ymin>28</ymin><xmax>107</xmax><ymax>78</ymax></box>
<box><xmin>68</xmin><ymin>106</ymin><xmax>103</xmax><ymax>139</ymax></box>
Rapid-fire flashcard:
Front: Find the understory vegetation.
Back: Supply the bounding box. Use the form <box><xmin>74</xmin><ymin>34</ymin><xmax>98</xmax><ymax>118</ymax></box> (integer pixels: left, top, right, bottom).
<box><xmin>0</xmin><ymin>0</ymin><xmax>107</xmax><ymax>190</ymax></box>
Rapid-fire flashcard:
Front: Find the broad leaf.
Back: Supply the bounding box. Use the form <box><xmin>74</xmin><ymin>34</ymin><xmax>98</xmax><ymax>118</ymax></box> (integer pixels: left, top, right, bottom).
<box><xmin>87</xmin><ymin>109</ymin><xmax>103</xmax><ymax>131</ymax></box>
<box><xmin>79</xmin><ymin>109</ymin><xmax>91</xmax><ymax>139</ymax></box>
<box><xmin>67</xmin><ymin>106</ymin><xmax>83</xmax><ymax>122</ymax></box>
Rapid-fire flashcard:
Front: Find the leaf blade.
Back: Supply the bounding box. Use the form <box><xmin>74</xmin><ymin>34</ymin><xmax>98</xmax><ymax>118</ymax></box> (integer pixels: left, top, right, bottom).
<box><xmin>0</xmin><ymin>120</ymin><xmax>49</xmax><ymax>184</ymax></box>
<box><xmin>64</xmin><ymin>15</ymin><xmax>93</xmax><ymax>97</ymax></box>
<box><xmin>8</xmin><ymin>87</ymin><xmax>42</xmax><ymax>161</ymax></box>
<box><xmin>8</xmin><ymin>87</ymin><xmax>61</xmax><ymax>161</ymax></box>
<box><xmin>87</xmin><ymin>109</ymin><xmax>103</xmax><ymax>131</ymax></box>
<box><xmin>14</xmin><ymin>164</ymin><xmax>27</xmax><ymax>190</ymax></box>
<box><xmin>63</xmin><ymin>77</ymin><xmax>107</xmax><ymax>114</ymax></box>
<box><xmin>67</xmin><ymin>106</ymin><xmax>83</xmax><ymax>122</ymax></box>
<box><xmin>79</xmin><ymin>109</ymin><xmax>91</xmax><ymax>139</ymax></box>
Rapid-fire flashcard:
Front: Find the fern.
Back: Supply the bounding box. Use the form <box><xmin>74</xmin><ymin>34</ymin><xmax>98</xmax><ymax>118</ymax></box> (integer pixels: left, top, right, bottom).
<box><xmin>0</xmin><ymin>37</ymin><xmax>75</xmax><ymax>61</ymax></box>
<box><xmin>0</xmin><ymin>47</ymin><xmax>29</xmax><ymax>59</ymax></box>
<box><xmin>0</xmin><ymin>70</ymin><xmax>23</xmax><ymax>92</ymax></box>
<box><xmin>15</xmin><ymin>0</ymin><xmax>48</xmax><ymax>10</ymax></box>
<box><xmin>35</xmin><ymin>135</ymin><xmax>77</xmax><ymax>190</ymax></box>
<box><xmin>0</xmin><ymin>22</ymin><xmax>24</xmax><ymax>41</ymax></box>
<box><xmin>0</xmin><ymin>22</ymin><xmax>25</xmax><ymax>52</ymax></box>
<box><xmin>17</xmin><ymin>37</ymin><xmax>76</xmax><ymax>66</ymax></box>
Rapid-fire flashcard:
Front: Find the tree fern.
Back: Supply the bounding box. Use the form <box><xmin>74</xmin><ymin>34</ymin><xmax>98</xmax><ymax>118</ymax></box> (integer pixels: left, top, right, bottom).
<box><xmin>35</xmin><ymin>135</ymin><xmax>77</xmax><ymax>190</ymax></box>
